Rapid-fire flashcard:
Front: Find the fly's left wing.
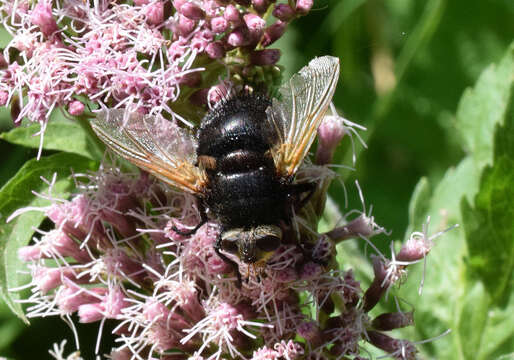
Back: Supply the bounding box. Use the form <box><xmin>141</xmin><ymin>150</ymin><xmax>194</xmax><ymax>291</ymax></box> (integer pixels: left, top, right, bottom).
<box><xmin>266</xmin><ymin>56</ymin><xmax>340</xmax><ymax>178</ymax></box>
<box><xmin>91</xmin><ymin>109</ymin><xmax>207</xmax><ymax>194</ymax></box>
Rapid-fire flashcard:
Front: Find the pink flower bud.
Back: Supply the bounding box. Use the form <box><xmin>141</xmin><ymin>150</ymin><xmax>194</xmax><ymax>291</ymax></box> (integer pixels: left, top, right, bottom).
<box><xmin>367</xmin><ymin>331</ymin><xmax>417</xmax><ymax>357</ymax></box>
<box><xmin>273</xmin><ymin>4</ymin><xmax>295</xmax><ymax>21</ymax></box>
<box><xmin>78</xmin><ymin>303</ymin><xmax>104</xmax><ymax>323</ymax></box>
<box><xmin>210</xmin><ymin>16</ymin><xmax>228</xmax><ymax>34</ymax></box>
<box><xmin>179</xmin><ymin>2</ymin><xmax>205</xmax><ymax>20</ymax></box>
<box><xmin>207</xmin><ymin>82</ymin><xmax>230</xmax><ymax>104</ymax></box>
<box><xmin>224</xmin><ymin>5</ymin><xmax>241</xmax><ymax>25</ymax></box>
<box><xmin>371</xmin><ymin>311</ymin><xmax>414</xmax><ymax>331</ymax></box>
<box><xmin>244</xmin><ymin>13</ymin><xmax>266</xmax><ymax>34</ymax></box>
<box><xmin>176</xmin><ymin>15</ymin><xmax>196</xmax><ymax>36</ymax></box>
<box><xmin>362</xmin><ymin>256</ymin><xmax>389</xmax><ymax>312</ymax></box>
<box><xmin>32</xmin><ymin>267</ymin><xmax>89</xmax><ymax>294</ymax></box>
<box><xmin>325</xmin><ymin>214</ymin><xmax>378</xmax><ymax>241</ymax></box>
<box><xmin>249</xmin><ymin>49</ymin><xmax>281</xmax><ymax>65</ymax></box>
<box><xmin>145</xmin><ymin>1</ymin><xmax>164</xmax><ymax>25</ymax></box>
<box><xmin>30</xmin><ymin>0</ymin><xmax>59</xmax><ymax>37</ymax></box>
<box><xmin>397</xmin><ymin>235</ymin><xmax>433</xmax><ymax>262</ymax></box>
<box><xmin>295</xmin><ymin>0</ymin><xmax>313</xmax><ymax>15</ymax></box>
<box><xmin>205</xmin><ymin>41</ymin><xmax>225</xmax><ymax>59</ymax></box>
<box><xmin>316</xmin><ymin>115</ymin><xmax>345</xmax><ymax>165</ymax></box>
<box><xmin>57</xmin><ymin>286</ymin><xmax>106</xmax><ymax>313</ymax></box>
<box><xmin>67</xmin><ymin>100</ymin><xmax>85</xmax><ymax>116</ymax></box>
<box><xmin>134</xmin><ymin>0</ymin><xmax>150</xmax><ymax>5</ymax></box>
<box><xmin>252</xmin><ymin>0</ymin><xmax>270</xmax><ymax>14</ymax></box>
<box><xmin>261</xmin><ymin>21</ymin><xmax>287</xmax><ymax>47</ymax></box>
<box><xmin>227</xmin><ymin>27</ymin><xmax>250</xmax><ymax>47</ymax></box>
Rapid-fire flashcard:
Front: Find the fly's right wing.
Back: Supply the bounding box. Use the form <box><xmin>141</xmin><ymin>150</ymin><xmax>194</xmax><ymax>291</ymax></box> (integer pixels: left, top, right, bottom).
<box><xmin>91</xmin><ymin>109</ymin><xmax>207</xmax><ymax>194</ymax></box>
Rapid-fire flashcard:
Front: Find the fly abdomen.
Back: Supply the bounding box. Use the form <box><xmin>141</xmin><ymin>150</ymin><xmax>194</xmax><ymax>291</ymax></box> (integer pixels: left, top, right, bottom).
<box><xmin>217</xmin><ymin>149</ymin><xmax>272</xmax><ymax>173</ymax></box>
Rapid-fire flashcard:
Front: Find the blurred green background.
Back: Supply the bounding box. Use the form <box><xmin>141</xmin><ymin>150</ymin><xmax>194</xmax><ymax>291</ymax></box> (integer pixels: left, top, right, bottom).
<box><xmin>1</xmin><ymin>0</ymin><xmax>513</xmax><ymax>359</ymax></box>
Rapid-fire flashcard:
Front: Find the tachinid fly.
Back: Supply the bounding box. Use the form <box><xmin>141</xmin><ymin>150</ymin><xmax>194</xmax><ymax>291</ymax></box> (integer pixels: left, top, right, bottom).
<box><xmin>91</xmin><ymin>56</ymin><xmax>340</xmax><ymax>283</ymax></box>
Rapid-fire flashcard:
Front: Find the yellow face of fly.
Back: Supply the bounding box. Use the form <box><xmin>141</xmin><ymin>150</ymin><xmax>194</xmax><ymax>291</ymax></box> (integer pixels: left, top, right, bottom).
<box><xmin>220</xmin><ymin>225</ymin><xmax>283</xmax><ymax>265</ymax></box>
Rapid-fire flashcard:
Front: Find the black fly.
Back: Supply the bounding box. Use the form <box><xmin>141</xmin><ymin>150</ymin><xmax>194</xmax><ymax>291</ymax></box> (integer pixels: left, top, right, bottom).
<box><xmin>91</xmin><ymin>56</ymin><xmax>340</xmax><ymax>284</ymax></box>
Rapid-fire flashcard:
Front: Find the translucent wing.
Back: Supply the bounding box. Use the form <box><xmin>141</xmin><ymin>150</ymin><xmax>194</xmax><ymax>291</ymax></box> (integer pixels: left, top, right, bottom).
<box><xmin>91</xmin><ymin>109</ymin><xmax>207</xmax><ymax>194</ymax></box>
<box><xmin>267</xmin><ymin>56</ymin><xmax>340</xmax><ymax>177</ymax></box>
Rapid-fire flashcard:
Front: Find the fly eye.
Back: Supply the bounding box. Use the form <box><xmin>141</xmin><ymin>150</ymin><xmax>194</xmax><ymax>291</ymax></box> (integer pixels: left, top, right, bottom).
<box><xmin>256</xmin><ymin>236</ymin><xmax>280</xmax><ymax>252</ymax></box>
<box><xmin>221</xmin><ymin>239</ymin><xmax>238</xmax><ymax>254</ymax></box>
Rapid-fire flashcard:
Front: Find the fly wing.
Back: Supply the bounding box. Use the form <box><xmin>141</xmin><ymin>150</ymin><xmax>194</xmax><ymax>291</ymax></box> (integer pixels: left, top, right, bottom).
<box><xmin>266</xmin><ymin>56</ymin><xmax>340</xmax><ymax>177</ymax></box>
<box><xmin>91</xmin><ymin>109</ymin><xmax>207</xmax><ymax>194</ymax></box>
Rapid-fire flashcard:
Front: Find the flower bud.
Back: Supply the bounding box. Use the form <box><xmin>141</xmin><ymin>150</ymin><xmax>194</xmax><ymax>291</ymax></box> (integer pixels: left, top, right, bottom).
<box><xmin>316</xmin><ymin>115</ymin><xmax>345</xmax><ymax>165</ymax></box>
<box><xmin>243</xmin><ymin>13</ymin><xmax>266</xmax><ymax>34</ymax></box>
<box><xmin>261</xmin><ymin>21</ymin><xmax>287</xmax><ymax>47</ymax></box>
<box><xmin>31</xmin><ymin>0</ymin><xmax>59</xmax><ymax>37</ymax></box>
<box><xmin>144</xmin><ymin>1</ymin><xmax>164</xmax><ymax>25</ymax></box>
<box><xmin>210</xmin><ymin>16</ymin><xmax>228</xmax><ymax>34</ymax></box>
<box><xmin>179</xmin><ymin>2</ymin><xmax>205</xmax><ymax>20</ymax></box>
<box><xmin>362</xmin><ymin>256</ymin><xmax>389</xmax><ymax>312</ymax></box>
<box><xmin>68</xmin><ymin>100</ymin><xmax>85</xmax><ymax>116</ymax></box>
<box><xmin>252</xmin><ymin>0</ymin><xmax>270</xmax><ymax>14</ymax></box>
<box><xmin>273</xmin><ymin>4</ymin><xmax>295</xmax><ymax>21</ymax></box>
<box><xmin>295</xmin><ymin>0</ymin><xmax>313</xmax><ymax>15</ymax></box>
<box><xmin>227</xmin><ymin>27</ymin><xmax>250</xmax><ymax>47</ymax></box>
<box><xmin>371</xmin><ymin>311</ymin><xmax>414</xmax><ymax>331</ymax></box>
<box><xmin>205</xmin><ymin>41</ymin><xmax>225</xmax><ymax>59</ymax></box>
<box><xmin>249</xmin><ymin>49</ymin><xmax>281</xmax><ymax>65</ymax></box>
<box><xmin>367</xmin><ymin>331</ymin><xmax>417</xmax><ymax>358</ymax></box>
<box><xmin>397</xmin><ymin>235</ymin><xmax>432</xmax><ymax>262</ymax></box>
<box><xmin>176</xmin><ymin>15</ymin><xmax>196</xmax><ymax>36</ymax></box>
<box><xmin>224</xmin><ymin>5</ymin><xmax>241</xmax><ymax>25</ymax></box>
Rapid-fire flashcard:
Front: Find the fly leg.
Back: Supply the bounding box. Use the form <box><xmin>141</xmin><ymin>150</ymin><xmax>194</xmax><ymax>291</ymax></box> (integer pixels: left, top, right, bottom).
<box><xmin>171</xmin><ymin>202</ymin><xmax>208</xmax><ymax>236</ymax></box>
<box><xmin>285</xmin><ymin>182</ymin><xmax>327</xmax><ymax>266</ymax></box>
<box><xmin>214</xmin><ymin>234</ymin><xmax>242</xmax><ymax>288</ymax></box>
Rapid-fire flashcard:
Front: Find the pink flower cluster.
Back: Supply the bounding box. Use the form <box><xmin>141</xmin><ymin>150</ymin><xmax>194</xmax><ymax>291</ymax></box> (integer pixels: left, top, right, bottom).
<box><xmin>12</xmin><ymin>113</ymin><xmax>453</xmax><ymax>359</ymax></box>
<box><xmin>0</xmin><ymin>0</ymin><xmax>310</xmax><ymax>133</ymax></box>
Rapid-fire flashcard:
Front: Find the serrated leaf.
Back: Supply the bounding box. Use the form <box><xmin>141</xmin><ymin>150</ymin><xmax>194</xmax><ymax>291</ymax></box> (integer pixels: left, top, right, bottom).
<box><xmin>399</xmin><ymin>42</ymin><xmax>514</xmax><ymax>359</ymax></box>
<box><xmin>0</xmin><ymin>118</ymin><xmax>104</xmax><ymax>161</ymax></box>
<box><xmin>0</xmin><ymin>152</ymin><xmax>98</xmax><ymax>321</ymax></box>
<box><xmin>461</xmin><ymin>102</ymin><xmax>514</xmax><ymax>306</ymax></box>
<box><xmin>455</xmin><ymin>43</ymin><xmax>514</xmax><ymax>169</ymax></box>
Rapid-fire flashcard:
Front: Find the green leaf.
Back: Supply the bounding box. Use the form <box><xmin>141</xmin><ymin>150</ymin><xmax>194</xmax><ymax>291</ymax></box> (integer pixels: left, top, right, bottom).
<box><xmin>455</xmin><ymin>43</ymin><xmax>514</xmax><ymax>169</ymax></box>
<box><xmin>0</xmin><ymin>118</ymin><xmax>104</xmax><ymax>161</ymax></box>
<box><xmin>398</xmin><ymin>42</ymin><xmax>514</xmax><ymax>359</ymax></box>
<box><xmin>0</xmin><ymin>152</ymin><xmax>98</xmax><ymax>322</ymax></box>
<box><xmin>461</xmin><ymin>97</ymin><xmax>514</xmax><ymax>305</ymax></box>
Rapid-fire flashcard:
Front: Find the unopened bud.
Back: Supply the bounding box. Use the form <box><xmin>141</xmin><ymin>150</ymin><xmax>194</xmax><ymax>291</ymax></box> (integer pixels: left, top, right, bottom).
<box><xmin>31</xmin><ymin>0</ymin><xmax>59</xmax><ymax>37</ymax></box>
<box><xmin>362</xmin><ymin>256</ymin><xmax>389</xmax><ymax>312</ymax></box>
<box><xmin>249</xmin><ymin>49</ymin><xmax>281</xmax><ymax>65</ymax></box>
<box><xmin>179</xmin><ymin>2</ymin><xmax>205</xmax><ymax>20</ymax></box>
<box><xmin>367</xmin><ymin>331</ymin><xmax>418</xmax><ymax>358</ymax></box>
<box><xmin>252</xmin><ymin>0</ymin><xmax>270</xmax><ymax>14</ymax></box>
<box><xmin>68</xmin><ymin>100</ymin><xmax>85</xmax><ymax>116</ymax></box>
<box><xmin>261</xmin><ymin>21</ymin><xmax>287</xmax><ymax>47</ymax></box>
<box><xmin>371</xmin><ymin>311</ymin><xmax>414</xmax><ymax>331</ymax></box>
<box><xmin>295</xmin><ymin>0</ymin><xmax>313</xmax><ymax>15</ymax></box>
<box><xmin>205</xmin><ymin>41</ymin><xmax>225</xmax><ymax>59</ymax></box>
<box><xmin>273</xmin><ymin>4</ymin><xmax>295</xmax><ymax>21</ymax></box>
<box><xmin>316</xmin><ymin>115</ymin><xmax>345</xmax><ymax>165</ymax></box>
